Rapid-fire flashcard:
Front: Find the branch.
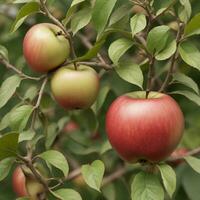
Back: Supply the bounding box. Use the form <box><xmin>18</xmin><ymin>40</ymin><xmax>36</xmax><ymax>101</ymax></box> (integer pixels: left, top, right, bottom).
<box><xmin>39</xmin><ymin>0</ymin><xmax>77</xmax><ymax>61</ymax></box>
<box><xmin>159</xmin><ymin>23</ymin><xmax>184</xmax><ymax>92</ymax></box>
<box><xmin>167</xmin><ymin>147</ymin><xmax>200</xmax><ymax>162</ymax></box>
<box><xmin>0</xmin><ymin>58</ymin><xmax>43</xmax><ymax>81</ymax></box>
<box><xmin>79</xmin><ymin>62</ymin><xmax>113</xmax><ymax>70</ymax></box>
<box><xmin>34</xmin><ymin>76</ymin><xmax>48</xmax><ymax>109</ymax></box>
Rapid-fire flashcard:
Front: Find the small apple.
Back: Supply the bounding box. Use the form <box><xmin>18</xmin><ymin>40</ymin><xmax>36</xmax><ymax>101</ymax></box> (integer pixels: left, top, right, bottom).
<box><xmin>12</xmin><ymin>167</ymin><xmax>27</xmax><ymax>197</ymax></box>
<box><xmin>63</xmin><ymin>121</ymin><xmax>79</xmax><ymax>133</ymax></box>
<box><xmin>106</xmin><ymin>91</ymin><xmax>184</xmax><ymax>163</ymax></box>
<box><xmin>23</xmin><ymin>23</ymin><xmax>70</xmax><ymax>73</ymax></box>
<box><xmin>50</xmin><ymin>64</ymin><xmax>99</xmax><ymax>109</ymax></box>
<box><xmin>12</xmin><ymin>166</ymin><xmax>45</xmax><ymax>199</ymax></box>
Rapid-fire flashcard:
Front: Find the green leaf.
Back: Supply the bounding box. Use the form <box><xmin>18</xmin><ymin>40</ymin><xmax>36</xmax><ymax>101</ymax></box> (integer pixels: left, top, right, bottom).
<box><xmin>157</xmin><ymin>164</ymin><xmax>176</xmax><ymax>198</ymax></box>
<box><xmin>19</xmin><ymin>130</ymin><xmax>35</xmax><ymax>143</ymax></box>
<box><xmin>24</xmin><ymin>85</ymin><xmax>38</xmax><ymax>101</ymax></box>
<box><xmin>173</xmin><ymin>73</ymin><xmax>199</xmax><ymax>94</ymax></box>
<box><xmin>0</xmin><ymin>132</ymin><xmax>19</xmax><ymax>161</ymax></box>
<box><xmin>76</xmin><ymin>39</ymin><xmax>105</xmax><ymax>61</ymax></box>
<box><xmin>9</xmin><ymin>105</ymin><xmax>33</xmax><ymax>131</ymax></box>
<box><xmin>62</xmin><ymin>0</ymin><xmax>85</xmax><ymax>26</ymax></box>
<box><xmin>179</xmin><ymin>41</ymin><xmax>200</xmax><ymax>71</ymax></box>
<box><xmin>0</xmin><ymin>157</ymin><xmax>15</xmax><ymax>181</ymax></box>
<box><xmin>178</xmin><ymin>0</ymin><xmax>191</xmax><ymax>23</ymax></box>
<box><xmin>100</xmin><ymin>140</ymin><xmax>112</xmax><ymax>155</ymax></box>
<box><xmin>16</xmin><ymin>198</ymin><xmax>29</xmax><ymax>200</ymax></box>
<box><xmin>171</xmin><ymin>90</ymin><xmax>200</xmax><ymax>106</ymax></box>
<box><xmin>53</xmin><ymin>189</ymin><xmax>82</xmax><ymax>200</ymax></box>
<box><xmin>92</xmin><ymin>0</ymin><xmax>117</xmax><ymax>35</ymax></box>
<box><xmin>155</xmin><ymin>36</ymin><xmax>176</xmax><ymax>60</ymax></box>
<box><xmin>71</xmin><ymin>6</ymin><xmax>92</xmax><ymax>35</ymax></box>
<box><xmin>109</xmin><ymin>4</ymin><xmax>131</xmax><ymax>26</ymax></box>
<box><xmin>10</xmin><ymin>2</ymin><xmax>40</xmax><ymax>33</ymax></box>
<box><xmin>13</xmin><ymin>0</ymin><xmax>38</xmax><ymax>3</ymax></box>
<box><xmin>0</xmin><ymin>45</ymin><xmax>9</xmax><ymax>61</ymax></box>
<box><xmin>108</xmin><ymin>38</ymin><xmax>133</xmax><ymax>64</ymax></box>
<box><xmin>130</xmin><ymin>14</ymin><xmax>147</xmax><ymax>37</ymax></box>
<box><xmin>81</xmin><ymin>160</ymin><xmax>105</xmax><ymax>192</ymax></box>
<box><xmin>93</xmin><ymin>85</ymin><xmax>110</xmax><ymax>112</ymax></box>
<box><xmin>45</xmin><ymin>123</ymin><xmax>57</xmax><ymax>150</ymax></box>
<box><xmin>147</xmin><ymin>25</ymin><xmax>170</xmax><ymax>54</ymax></box>
<box><xmin>39</xmin><ymin>150</ymin><xmax>69</xmax><ymax>177</ymax></box>
<box><xmin>54</xmin><ymin>189</ymin><xmax>82</xmax><ymax>200</ymax></box>
<box><xmin>131</xmin><ymin>171</ymin><xmax>164</xmax><ymax>200</ymax></box>
<box><xmin>185</xmin><ymin>156</ymin><xmax>200</xmax><ymax>174</ymax></box>
<box><xmin>184</xmin><ymin>13</ymin><xmax>200</xmax><ymax>37</ymax></box>
<box><xmin>0</xmin><ymin>75</ymin><xmax>21</xmax><ymax>109</ymax></box>
<box><xmin>115</xmin><ymin>61</ymin><xmax>143</xmax><ymax>89</ymax></box>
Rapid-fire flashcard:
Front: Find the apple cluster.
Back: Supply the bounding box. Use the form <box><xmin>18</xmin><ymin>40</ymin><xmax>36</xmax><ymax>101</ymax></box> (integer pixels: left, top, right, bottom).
<box><xmin>23</xmin><ymin>23</ymin><xmax>99</xmax><ymax>109</ymax></box>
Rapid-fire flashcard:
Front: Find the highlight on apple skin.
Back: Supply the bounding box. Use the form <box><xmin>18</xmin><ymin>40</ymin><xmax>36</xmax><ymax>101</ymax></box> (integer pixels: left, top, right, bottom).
<box><xmin>106</xmin><ymin>91</ymin><xmax>185</xmax><ymax>163</ymax></box>
<box><xmin>23</xmin><ymin>23</ymin><xmax>70</xmax><ymax>73</ymax></box>
<box><xmin>50</xmin><ymin>64</ymin><xmax>99</xmax><ymax>110</ymax></box>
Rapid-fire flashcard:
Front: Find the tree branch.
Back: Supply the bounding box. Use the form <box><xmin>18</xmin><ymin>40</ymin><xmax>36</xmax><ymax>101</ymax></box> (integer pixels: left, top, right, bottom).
<box><xmin>0</xmin><ymin>58</ymin><xmax>43</xmax><ymax>81</ymax></box>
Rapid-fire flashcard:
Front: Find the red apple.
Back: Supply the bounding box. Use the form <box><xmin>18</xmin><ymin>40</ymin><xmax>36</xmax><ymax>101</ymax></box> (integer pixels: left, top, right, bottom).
<box><xmin>50</xmin><ymin>64</ymin><xmax>99</xmax><ymax>109</ymax></box>
<box><xmin>63</xmin><ymin>121</ymin><xmax>79</xmax><ymax>133</ymax></box>
<box><xmin>23</xmin><ymin>23</ymin><xmax>70</xmax><ymax>73</ymax></box>
<box><xmin>12</xmin><ymin>166</ymin><xmax>45</xmax><ymax>199</ymax></box>
<box><xmin>106</xmin><ymin>91</ymin><xmax>184</xmax><ymax>163</ymax></box>
<box><xmin>12</xmin><ymin>167</ymin><xmax>27</xmax><ymax>197</ymax></box>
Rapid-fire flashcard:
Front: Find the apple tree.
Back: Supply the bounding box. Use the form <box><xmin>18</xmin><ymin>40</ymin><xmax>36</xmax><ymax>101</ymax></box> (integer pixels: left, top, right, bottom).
<box><xmin>1</xmin><ymin>0</ymin><xmax>200</xmax><ymax>199</ymax></box>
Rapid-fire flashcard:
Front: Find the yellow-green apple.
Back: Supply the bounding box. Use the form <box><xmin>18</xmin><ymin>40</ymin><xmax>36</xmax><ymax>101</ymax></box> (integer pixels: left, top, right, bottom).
<box><xmin>23</xmin><ymin>23</ymin><xmax>70</xmax><ymax>73</ymax></box>
<box><xmin>51</xmin><ymin>64</ymin><xmax>99</xmax><ymax>109</ymax></box>
<box><xmin>12</xmin><ymin>166</ymin><xmax>45</xmax><ymax>199</ymax></box>
<box><xmin>106</xmin><ymin>91</ymin><xmax>184</xmax><ymax>163</ymax></box>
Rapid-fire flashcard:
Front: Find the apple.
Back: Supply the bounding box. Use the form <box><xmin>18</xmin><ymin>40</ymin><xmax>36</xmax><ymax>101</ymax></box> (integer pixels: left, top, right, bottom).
<box><xmin>12</xmin><ymin>166</ymin><xmax>45</xmax><ymax>199</ymax></box>
<box><xmin>63</xmin><ymin>121</ymin><xmax>79</xmax><ymax>133</ymax></box>
<box><xmin>50</xmin><ymin>64</ymin><xmax>99</xmax><ymax>109</ymax></box>
<box><xmin>23</xmin><ymin>23</ymin><xmax>70</xmax><ymax>73</ymax></box>
<box><xmin>12</xmin><ymin>167</ymin><xmax>27</xmax><ymax>197</ymax></box>
<box><xmin>106</xmin><ymin>91</ymin><xmax>184</xmax><ymax>163</ymax></box>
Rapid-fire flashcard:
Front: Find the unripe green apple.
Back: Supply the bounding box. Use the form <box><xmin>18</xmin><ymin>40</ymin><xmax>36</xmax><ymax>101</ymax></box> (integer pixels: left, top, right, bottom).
<box><xmin>23</xmin><ymin>23</ymin><xmax>70</xmax><ymax>73</ymax></box>
<box><xmin>106</xmin><ymin>91</ymin><xmax>184</xmax><ymax>163</ymax></box>
<box><xmin>50</xmin><ymin>64</ymin><xmax>99</xmax><ymax>109</ymax></box>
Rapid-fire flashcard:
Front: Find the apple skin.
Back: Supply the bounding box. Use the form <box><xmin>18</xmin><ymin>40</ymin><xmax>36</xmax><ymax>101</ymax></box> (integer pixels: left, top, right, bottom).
<box><xmin>23</xmin><ymin>23</ymin><xmax>70</xmax><ymax>73</ymax></box>
<box><xmin>12</xmin><ymin>167</ymin><xmax>27</xmax><ymax>197</ymax></box>
<box><xmin>63</xmin><ymin>121</ymin><xmax>79</xmax><ymax>133</ymax></box>
<box><xmin>106</xmin><ymin>91</ymin><xmax>184</xmax><ymax>163</ymax></box>
<box><xmin>12</xmin><ymin>167</ymin><xmax>45</xmax><ymax>199</ymax></box>
<box><xmin>51</xmin><ymin>64</ymin><xmax>99</xmax><ymax>109</ymax></box>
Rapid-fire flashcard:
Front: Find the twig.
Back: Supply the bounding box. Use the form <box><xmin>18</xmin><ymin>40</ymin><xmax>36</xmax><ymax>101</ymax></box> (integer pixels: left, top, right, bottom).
<box><xmin>34</xmin><ymin>76</ymin><xmax>48</xmax><ymax>109</ymax></box>
<box><xmin>79</xmin><ymin>61</ymin><xmax>113</xmax><ymax>70</ymax></box>
<box><xmin>159</xmin><ymin>23</ymin><xmax>184</xmax><ymax>92</ymax></box>
<box><xmin>0</xmin><ymin>58</ymin><xmax>43</xmax><ymax>81</ymax></box>
<box><xmin>167</xmin><ymin>147</ymin><xmax>200</xmax><ymax>162</ymax></box>
<box><xmin>146</xmin><ymin>55</ymin><xmax>155</xmax><ymax>98</ymax></box>
<box><xmin>39</xmin><ymin>0</ymin><xmax>77</xmax><ymax>62</ymax></box>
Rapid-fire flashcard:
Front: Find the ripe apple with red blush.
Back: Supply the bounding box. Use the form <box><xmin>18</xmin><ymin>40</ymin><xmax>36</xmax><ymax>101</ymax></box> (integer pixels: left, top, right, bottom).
<box><xmin>12</xmin><ymin>166</ymin><xmax>45</xmax><ymax>199</ymax></box>
<box><xmin>106</xmin><ymin>91</ymin><xmax>184</xmax><ymax>163</ymax></box>
<box><xmin>51</xmin><ymin>64</ymin><xmax>99</xmax><ymax>110</ymax></box>
<box><xmin>23</xmin><ymin>23</ymin><xmax>70</xmax><ymax>73</ymax></box>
